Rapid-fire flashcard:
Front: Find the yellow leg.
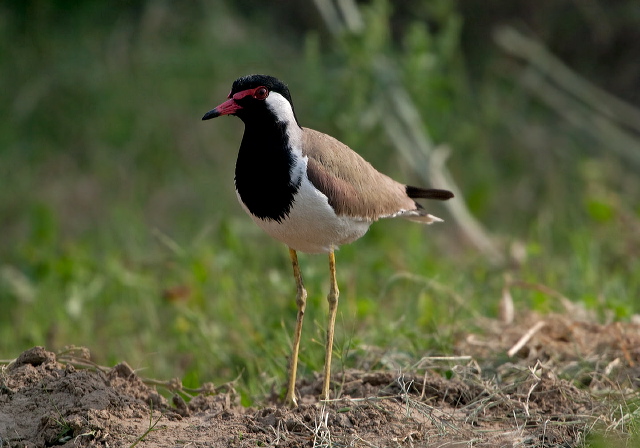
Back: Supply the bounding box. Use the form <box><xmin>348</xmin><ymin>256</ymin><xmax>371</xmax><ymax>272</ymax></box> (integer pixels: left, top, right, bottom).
<box><xmin>285</xmin><ymin>248</ymin><xmax>307</xmax><ymax>408</ymax></box>
<box><xmin>320</xmin><ymin>250</ymin><xmax>339</xmax><ymax>401</ymax></box>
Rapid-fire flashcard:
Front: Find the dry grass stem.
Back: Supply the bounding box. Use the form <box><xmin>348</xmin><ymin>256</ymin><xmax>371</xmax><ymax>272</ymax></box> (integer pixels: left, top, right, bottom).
<box><xmin>507</xmin><ymin>321</ymin><xmax>547</xmax><ymax>357</ymax></box>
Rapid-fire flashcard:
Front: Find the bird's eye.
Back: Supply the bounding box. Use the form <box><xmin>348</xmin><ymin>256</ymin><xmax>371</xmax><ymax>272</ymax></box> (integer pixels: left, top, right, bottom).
<box><xmin>254</xmin><ymin>87</ymin><xmax>269</xmax><ymax>100</ymax></box>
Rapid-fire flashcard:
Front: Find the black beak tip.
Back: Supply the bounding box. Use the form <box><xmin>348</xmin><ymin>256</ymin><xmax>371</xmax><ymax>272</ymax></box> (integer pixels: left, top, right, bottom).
<box><xmin>202</xmin><ymin>109</ymin><xmax>220</xmax><ymax>121</ymax></box>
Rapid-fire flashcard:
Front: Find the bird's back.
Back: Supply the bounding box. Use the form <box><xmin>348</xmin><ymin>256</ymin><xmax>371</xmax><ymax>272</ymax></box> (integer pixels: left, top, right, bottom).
<box><xmin>302</xmin><ymin>128</ymin><xmax>417</xmax><ymax>221</ymax></box>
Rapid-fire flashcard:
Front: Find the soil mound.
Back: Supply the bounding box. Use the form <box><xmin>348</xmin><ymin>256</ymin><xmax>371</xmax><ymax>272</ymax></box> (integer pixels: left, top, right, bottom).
<box><xmin>1</xmin><ymin>337</ymin><xmax>626</xmax><ymax>447</ymax></box>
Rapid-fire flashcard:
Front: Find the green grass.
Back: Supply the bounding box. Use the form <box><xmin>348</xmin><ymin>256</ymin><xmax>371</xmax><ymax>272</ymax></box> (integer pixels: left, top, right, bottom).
<box><xmin>1</xmin><ymin>2</ymin><xmax>638</xmax><ymax>430</ymax></box>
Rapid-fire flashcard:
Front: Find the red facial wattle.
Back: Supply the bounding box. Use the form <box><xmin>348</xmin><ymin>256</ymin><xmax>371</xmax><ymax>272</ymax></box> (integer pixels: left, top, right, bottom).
<box><xmin>202</xmin><ymin>86</ymin><xmax>269</xmax><ymax>120</ymax></box>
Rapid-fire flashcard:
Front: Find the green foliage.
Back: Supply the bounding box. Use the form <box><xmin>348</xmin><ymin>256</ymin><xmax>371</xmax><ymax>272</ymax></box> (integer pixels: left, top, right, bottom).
<box><xmin>0</xmin><ymin>0</ymin><xmax>638</xmax><ymax>422</ymax></box>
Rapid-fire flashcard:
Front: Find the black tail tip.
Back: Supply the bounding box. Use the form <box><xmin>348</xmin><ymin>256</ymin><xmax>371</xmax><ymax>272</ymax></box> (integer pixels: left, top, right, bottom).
<box><xmin>406</xmin><ymin>186</ymin><xmax>454</xmax><ymax>201</ymax></box>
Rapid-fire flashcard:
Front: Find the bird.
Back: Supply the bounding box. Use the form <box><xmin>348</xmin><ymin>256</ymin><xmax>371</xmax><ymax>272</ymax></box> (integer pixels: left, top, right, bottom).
<box><xmin>202</xmin><ymin>74</ymin><xmax>453</xmax><ymax>407</ymax></box>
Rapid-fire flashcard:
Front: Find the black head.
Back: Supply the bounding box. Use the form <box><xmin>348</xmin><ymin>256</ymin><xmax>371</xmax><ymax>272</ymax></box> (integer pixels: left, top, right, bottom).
<box><xmin>202</xmin><ymin>74</ymin><xmax>299</xmax><ymax>125</ymax></box>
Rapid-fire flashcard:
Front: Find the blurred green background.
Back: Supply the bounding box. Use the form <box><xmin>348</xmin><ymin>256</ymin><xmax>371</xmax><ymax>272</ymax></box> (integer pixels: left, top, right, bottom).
<box><xmin>1</xmin><ymin>0</ymin><xmax>639</xmax><ymax>404</ymax></box>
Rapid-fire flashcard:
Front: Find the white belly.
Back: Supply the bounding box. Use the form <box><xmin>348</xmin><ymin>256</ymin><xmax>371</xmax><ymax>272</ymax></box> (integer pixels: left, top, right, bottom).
<box><xmin>237</xmin><ymin>176</ymin><xmax>371</xmax><ymax>253</ymax></box>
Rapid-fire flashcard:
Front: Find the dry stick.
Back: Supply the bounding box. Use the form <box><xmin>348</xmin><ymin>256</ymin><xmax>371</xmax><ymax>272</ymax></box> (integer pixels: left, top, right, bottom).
<box><xmin>429</xmin><ymin>145</ymin><xmax>505</xmax><ymax>264</ymax></box>
<box><xmin>312</xmin><ymin>0</ymin><xmax>505</xmax><ymax>265</ymax></box>
<box><xmin>311</xmin><ymin>0</ymin><xmax>343</xmax><ymax>35</ymax></box>
<box><xmin>500</xmin><ymin>284</ymin><xmax>515</xmax><ymax>324</ymax></box>
<box><xmin>507</xmin><ymin>321</ymin><xmax>547</xmax><ymax>357</ymax></box>
<box><xmin>494</xmin><ymin>26</ymin><xmax>640</xmax><ymax>136</ymax></box>
<box><xmin>334</xmin><ymin>0</ymin><xmax>363</xmax><ymax>32</ymax></box>
<box><xmin>379</xmin><ymin>66</ymin><xmax>505</xmax><ymax>265</ymax></box>
<box><xmin>493</xmin><ymin>27</ymin><xmax>640</xmax><ymax>167</ymax></box>
<box><xmin>519</xmin><ymin>70</ymin><xmax>640</xmax><ymax>167</ymax></box>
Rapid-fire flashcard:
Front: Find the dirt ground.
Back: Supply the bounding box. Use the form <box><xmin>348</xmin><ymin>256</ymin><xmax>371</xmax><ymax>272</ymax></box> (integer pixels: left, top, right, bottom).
<box><xmin>1</xmin><ymin>313</ymin><xmax>639</xmax><ymax>447</ymax></box>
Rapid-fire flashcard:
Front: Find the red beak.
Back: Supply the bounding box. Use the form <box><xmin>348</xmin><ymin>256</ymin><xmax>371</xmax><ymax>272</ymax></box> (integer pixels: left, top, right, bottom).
<box><xmin>202</xmin><ymin>98</ymin><xmax>242</xmax><ymax>120</ymax></box>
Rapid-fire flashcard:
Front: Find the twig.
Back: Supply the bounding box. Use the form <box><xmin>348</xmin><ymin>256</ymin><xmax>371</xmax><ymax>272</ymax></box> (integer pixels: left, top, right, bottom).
<box><xmin>375</xmin><ymin>68</ymin><xmax>505</xmax><ymax>264</ymax></box>
<box><xmin>494</xmin><ymin>26</ymin><xmax>640</xmax><ymax>135</ymax></box>
<box><xmin>312</xmin><ymin>0</ymin><xmax>506</xmax><ymax>265</ymax></box>
<box><xmin>507</xmin><ymin>321</ymin><xmax>547</xmax><ymax>357</ymax></box>
<box><xmin>429</xmin><ymin>145</ymin><xmax>505</xmax><ymax>264</ymax></box>
<box><xmin>519</xmin><ymin>69</ymin><xmax>640</xmax><ymax>167</ymax></box>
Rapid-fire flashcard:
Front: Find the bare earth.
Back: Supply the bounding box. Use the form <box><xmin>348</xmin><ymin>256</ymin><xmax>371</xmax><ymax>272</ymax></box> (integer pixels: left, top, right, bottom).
<box><xmin>1</xmin><ymin>313</ymin><xmax>638</xmax><ymax>447</ymax></box>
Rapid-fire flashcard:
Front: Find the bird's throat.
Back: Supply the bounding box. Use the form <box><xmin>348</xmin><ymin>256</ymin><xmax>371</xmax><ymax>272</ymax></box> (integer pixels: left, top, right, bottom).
<box><xmin>235</xmin><ymin>120</ymin><xmax>302</xmax><ymax>222</ymax></box>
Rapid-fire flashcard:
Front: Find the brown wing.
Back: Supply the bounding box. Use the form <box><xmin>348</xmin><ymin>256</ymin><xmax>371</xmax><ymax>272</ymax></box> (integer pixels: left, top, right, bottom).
<box><xmin>302</xmin><ymin>128</ymin><xmax>418</xmax><ymax>220</ymax></box>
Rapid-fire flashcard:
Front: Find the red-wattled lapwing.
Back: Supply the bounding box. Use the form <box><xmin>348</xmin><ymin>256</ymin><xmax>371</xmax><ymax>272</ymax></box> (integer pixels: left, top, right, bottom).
<box><xmin>202</xmin><ymin>74</ymin><xmax>453</xmax><ymax>407</ymax></box>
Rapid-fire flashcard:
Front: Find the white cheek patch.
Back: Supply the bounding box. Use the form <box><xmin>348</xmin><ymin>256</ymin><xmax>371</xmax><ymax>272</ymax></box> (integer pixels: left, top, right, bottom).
<box><xmin>266</xmin><ymin>93</ymin><xmax>302</xmax><ymax>146</ymax></box>
<box><xmin>265</xmin><ymin>91</ymin><xmax>305</xmax><ymax>185</ymax></box>
<box><xmin>265</xmin><ymin>92</ymin><xmax>296</xmax><ymax>122</ymax></box>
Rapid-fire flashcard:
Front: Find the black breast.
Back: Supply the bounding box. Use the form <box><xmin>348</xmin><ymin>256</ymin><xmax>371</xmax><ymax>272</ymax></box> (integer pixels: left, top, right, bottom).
<box><xmin>234</xmin><ymin>121</ymin><xmax>300</xmax><ymax>222</ymax></box>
